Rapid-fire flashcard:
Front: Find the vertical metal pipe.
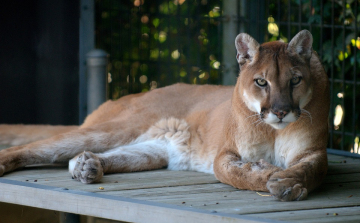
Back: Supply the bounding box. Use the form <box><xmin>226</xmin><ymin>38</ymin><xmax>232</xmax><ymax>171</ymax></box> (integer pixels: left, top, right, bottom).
<box><xmin>79</xmin><ymin>0</ymin><xmax>95</xmax><ymax>123</ymax></box>
<box><xmin>299</xmin><ymin>0</ymin><xmax>302</xmax><ymax>31</ymax></box>
<box><xmin>277</xmin><ymin>0</ymin><xmax>281</xmax><ymax>35</ymax></box>
<box><xmin>185</xmin><ymin>0</ymin><xmax>191</xmax><ymax>84</ymax></box>
<box><xmin>175</xmin><ymin>2</ymin><xmax>180</xmax><ymax>83</ymax></box>
<box><xmin>330</xmin><ymin>1</ymin><xmax>335</xmax><ymax>149</ymax></box>
<box><xmin>341</xmin><ymin>0</ymin><xmax>346</xmax><ymax>150</ymax></box>
<box><xmin>256</xmin><ymin>0</ymin><xmax>260</xmax><ymax>40</ymax></box>
<box><xmin>288</xmin><ymin>0</ymin><xmax>291</xmax><ymax>39</ymax></box>
<box><xmin>353</xmin><ymin>1</ymin><xmax>358</xmax><ymax>152</ymax></box>
<box><xmin>309</xmin><ymin>0</ymin><xmax>312</xmax><ymax>33</ymax></box>
<box><xmin>222</xmin><ymin>0</ymin><xmax>238</xmax><ymax>85</ymax></box>
<box><xmin>217</xmin><ymin>12</ymin><xmax>222</xmax><ymax>85</ymax></box>
<box><xmin>319</xmin><ymin>0</ymin><xmax>323</xmax><ymax>58</ymax></box>
<box><xmin>128</xmin><ymin>8</ymin><xmax>133</xmax><ymax>94</ymax></box>
<box><xmin>247</xmin><ymin>1</ymin><xmax>250</xmax><ymax>35</ymax></box>
<box><xmin>86</xmin><ymin>49</ymin><xmax>109</xmax><ymax>114</ymax></box>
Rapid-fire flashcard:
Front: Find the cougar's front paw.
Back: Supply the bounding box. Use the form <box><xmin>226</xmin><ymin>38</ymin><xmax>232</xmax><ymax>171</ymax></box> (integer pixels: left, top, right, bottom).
<box><xmin>266</xmin><ymin>178</ymin><xmax>308</xmax><ymax>201</ymax></box>
<box><xmin>69</xmin><ymin>151</ymin><xmax>104</xmax><ymax>184</ymax></box>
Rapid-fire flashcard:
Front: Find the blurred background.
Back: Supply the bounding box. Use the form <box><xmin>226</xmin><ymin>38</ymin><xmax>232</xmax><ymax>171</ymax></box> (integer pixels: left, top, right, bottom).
<box><xmin>0</xmin><ymin>0</ymin><xmax>359</xmax><ymax>153</ymax></box>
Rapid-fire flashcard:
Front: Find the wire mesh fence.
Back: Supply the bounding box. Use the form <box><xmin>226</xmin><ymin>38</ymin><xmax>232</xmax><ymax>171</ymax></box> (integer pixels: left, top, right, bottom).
<box><xmin>96</xmin><ymin>0</ymin><xmax>360</xmax><ymax>153</ymax></box>
<box><xmin>96</xmin><ymin>0</ymin><xmax>223</xmax><ymax>99</ymax></box>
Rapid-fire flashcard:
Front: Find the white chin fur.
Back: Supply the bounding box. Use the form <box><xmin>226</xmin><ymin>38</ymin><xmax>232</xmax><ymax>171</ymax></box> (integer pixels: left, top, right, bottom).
<box><xmin>269</xmin><ymin>122</ymin><xmax>290</xmax><ymax>130</ymax></box>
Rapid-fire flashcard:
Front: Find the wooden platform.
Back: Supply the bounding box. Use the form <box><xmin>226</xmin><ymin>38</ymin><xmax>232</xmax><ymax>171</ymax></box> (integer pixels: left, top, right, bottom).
<box><xmin>0</xmin><ymin>146</ymin><xmax>359</xmax><ymax>222</ymax></box>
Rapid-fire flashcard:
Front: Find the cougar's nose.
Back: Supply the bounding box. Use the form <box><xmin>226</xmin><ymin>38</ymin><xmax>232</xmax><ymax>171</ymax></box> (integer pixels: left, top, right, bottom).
<box><xmin>270</xmin><ymin>95</ymin><xmax>292</xmax><ymax>120</ymax></box>
<box><xmin>271</xmin><ymin>109</ymin><xmax>289</xmax><ymax>119</ymax></box>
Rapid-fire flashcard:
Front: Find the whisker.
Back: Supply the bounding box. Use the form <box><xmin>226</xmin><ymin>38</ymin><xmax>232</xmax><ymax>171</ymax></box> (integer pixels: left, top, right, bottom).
<box><xmin>255</xmin><ymin>119</ymin><xmax>265</xmax><ymax>127</ymax></box>
<box><xmin>251</xmin><ymin>118</ymin><xmax>262</xmax><ymax>125</ymax></box>
<box><xmin>245</xmin><ymin>113</ymin><xmax>261</xmax><ymax>121</ymax></box>
<box><xmin>246</xmin><ymin>112</ymin><xmax>266</xmax><ymax>128</ymax></box>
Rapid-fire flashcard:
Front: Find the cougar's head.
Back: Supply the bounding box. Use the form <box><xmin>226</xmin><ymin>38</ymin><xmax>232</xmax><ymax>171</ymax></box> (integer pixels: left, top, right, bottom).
<box><xmin>235</xmin><ymin>30</ymin><xmax>314</xmax><ymax>130</ymax></box>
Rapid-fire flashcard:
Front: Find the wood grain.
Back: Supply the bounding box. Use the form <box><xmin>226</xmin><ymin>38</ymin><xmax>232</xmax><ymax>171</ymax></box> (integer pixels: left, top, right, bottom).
<box><xmin>0</xmin><ymin>146</ymin><xmax>359</xmax><ymax>223</ymax></box>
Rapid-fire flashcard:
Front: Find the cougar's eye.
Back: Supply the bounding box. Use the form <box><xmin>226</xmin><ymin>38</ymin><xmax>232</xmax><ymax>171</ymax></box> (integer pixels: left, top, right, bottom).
<box><xmin>255</xmin><ymin>78</ymin><xmax>268</xmax><ymax>87</ymax></box>
<box><xmin>290</xmin><ymin>76</ymin><xmax>302</xmax><ymax>85</ymax></box>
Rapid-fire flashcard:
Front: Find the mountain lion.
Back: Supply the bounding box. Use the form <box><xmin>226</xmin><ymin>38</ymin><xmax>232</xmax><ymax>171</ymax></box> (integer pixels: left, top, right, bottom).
<box><xmin>0</xmin><ymin>30</ymin><xmax>329</xmax><ymax>201</ymax></box>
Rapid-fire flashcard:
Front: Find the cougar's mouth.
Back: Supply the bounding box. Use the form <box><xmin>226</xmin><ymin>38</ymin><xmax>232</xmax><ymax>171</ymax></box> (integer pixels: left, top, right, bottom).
<box><xmin>263</xmin><ymin>110</ymin><xmax>299</xmax><ymax>130</ymax></box>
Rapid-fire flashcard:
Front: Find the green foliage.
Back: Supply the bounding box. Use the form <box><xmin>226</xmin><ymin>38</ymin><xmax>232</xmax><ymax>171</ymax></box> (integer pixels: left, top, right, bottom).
<box><xmin>96</xmin><ymin>0</ymin><xmax>223</xmax><ymax>98</ymax></box>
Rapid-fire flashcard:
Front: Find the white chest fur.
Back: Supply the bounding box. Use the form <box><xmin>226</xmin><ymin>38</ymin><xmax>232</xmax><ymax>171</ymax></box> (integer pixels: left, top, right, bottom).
<box><xmin>236</xmin><ymin>138</ymin><xmax>274</xmax><ymax>164</ymax></box>
<box><xmin>235</xmin><ymin>129</ymin><xmax>310</xmax><ymax>169</ymax></box>
<box><xmin>274</xmin><ymin>130</ymin><xmax>310</xmax><ymax>168</ymax></box>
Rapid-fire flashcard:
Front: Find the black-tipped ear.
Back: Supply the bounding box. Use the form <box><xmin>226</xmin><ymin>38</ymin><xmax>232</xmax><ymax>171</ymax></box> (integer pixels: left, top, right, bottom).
<box><xmin>288</xmin><ymin>30</ymin><xmax>313</xmax><ymax>60</ymax></box>
<box><xmin>235</xmin><ymin>33</ymin><xmax>260</xmax><ymax>66</ymax></box>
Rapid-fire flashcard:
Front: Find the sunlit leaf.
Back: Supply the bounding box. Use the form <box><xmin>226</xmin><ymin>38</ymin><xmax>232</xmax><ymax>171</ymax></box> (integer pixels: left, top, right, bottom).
<box><xmin>152</xmin><ymin>18</ymin><xmax>160</xmax><ymax>28</ymax></box>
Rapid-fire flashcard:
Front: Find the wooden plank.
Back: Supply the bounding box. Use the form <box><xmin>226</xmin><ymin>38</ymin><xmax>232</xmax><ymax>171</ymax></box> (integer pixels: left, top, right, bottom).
<box><xmin>0</xmin><ymin>145</ymin><xmax>359</xmax><ymax>222</ymax></box>
<box><xmin>3</xmin><ymin>168</ymin><xmax>220</xmax><ymax>192</ymax></box>
<box><xmin>101</xmin><ymin>183</ymin><xmax>238</xmax><ymax>198</ymax></box>
<box><xmin>327</xmin><ymin>164</ymin><xmax>360</xmax><ymax>175</ymax></box>
<box><xmin>323</xmin><ymin>173</ymin><xmax>360</xmax><ymax>184</ymax></box>
<box><xmin>244</xmin><ymin>206</ymin><xmax>360</xmax><ymax>223</ymax></box>
<box><xmin>1</xmin><ymin>156</ymin><xmax>359</xmax><ymax>217</ymax></box>
<box><xmin>5</xmin><ymin>154</ymin><xmax>356</xmax><ymax>188</ymax></box>
<box><xmin>0</xmin><ymin>179</ymin><xmax>277</xmax><ymax>223</ymax></box>
<box><xmin>103</xmin><ymin>181</ymin><xmax>359</xmax><ymax>215</ymax></box>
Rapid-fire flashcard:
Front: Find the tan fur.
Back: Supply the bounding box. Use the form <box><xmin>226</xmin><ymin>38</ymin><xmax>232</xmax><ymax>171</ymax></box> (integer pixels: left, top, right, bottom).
<box><xmin>0</xmin><ymin>125</ymin><xmax>78</xmax><ymax>146</ymax></box>
<box><xmin>0</xmin><ymin>30</ymin><xmax>329</xmax><ymax>201</ymax></box>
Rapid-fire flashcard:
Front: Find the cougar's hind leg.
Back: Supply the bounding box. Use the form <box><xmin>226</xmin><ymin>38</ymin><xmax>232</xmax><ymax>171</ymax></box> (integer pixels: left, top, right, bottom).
<box><xmin>69</xmin><ymin>139</ymin><xmax>169</xmax><ymax>183</ymax></box>
<box><xmin>0</xmin><ymin>121</ymin><xmax>147</xmax><ymax>176</ymax></box>
<box><xmin>69</xmin><ymin>118</ymin><xmax>191</xmax><ymax>184</ymax></box>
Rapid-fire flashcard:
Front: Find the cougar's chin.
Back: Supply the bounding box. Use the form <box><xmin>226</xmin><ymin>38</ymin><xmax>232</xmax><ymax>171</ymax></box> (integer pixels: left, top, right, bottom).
<box><xmin>268</xmin><ymin>122</ymin><xmax>290</xmax><ymax>130</ymax></box>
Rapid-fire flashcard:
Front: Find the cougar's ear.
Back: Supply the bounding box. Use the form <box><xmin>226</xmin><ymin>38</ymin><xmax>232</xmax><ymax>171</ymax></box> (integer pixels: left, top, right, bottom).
<box><xmin>288</xmin><ymin>30</ymin><xmax>313</xmax><ymax>60</ymax></box>
<box><xmin>235</xmin><ymin>33</ymin><xmax>260</xmax><ymax>66</ymax></box>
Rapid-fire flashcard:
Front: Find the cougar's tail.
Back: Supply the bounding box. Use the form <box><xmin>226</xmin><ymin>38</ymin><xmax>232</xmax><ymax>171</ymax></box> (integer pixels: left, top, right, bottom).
<box><xmin>0</xmin><ymin>124</ymin><xmax>78</xmax><ymax>146</ymax></box>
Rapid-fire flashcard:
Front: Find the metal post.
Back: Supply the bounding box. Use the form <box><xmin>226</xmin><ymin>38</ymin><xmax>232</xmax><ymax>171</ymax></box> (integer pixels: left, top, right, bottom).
<box><xmin>79</xmin><ymin>0</ymin><xmax>95</xmax><ymax>123</ymax></box>
<box><xmin>222</xmin><ymin>0</ymin><xmax>242</xmax><ymax>85</ymax></box>
<box><xmin>86</xmin><ymin>49</ymin><xmax>108</xmax><ymax>114</ymax></box>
